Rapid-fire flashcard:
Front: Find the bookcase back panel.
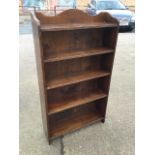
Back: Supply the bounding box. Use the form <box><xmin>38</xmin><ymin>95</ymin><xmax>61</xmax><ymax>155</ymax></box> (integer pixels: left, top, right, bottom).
<box><xmin>98</xmin><ymin>76</ymin><xmax>111</xmax><ymax>94</ymax></box>
<box><xmin>96</xmin><ymin>98</ymin><xmax>108</xmax><ymax>117</ymax></box>
<box><xmin>102</xmin><ymin>27</ymin><xmax>118</xmax><ymax>49</ymax></box>
<box><xmin>35</xmin><ymin>9</ymin><xmax>118</xmax><ymax>25</ymax></box>
<box><xmin>42</xmin><ymin>29</ymin><xmax>103</xmax><ymax>54</ymax></box>
<box><xmin>48</xmin><ymin>99</ymin><xmax>105</xmax><ymax>131</ymax></box>
<box><xmin>47</xmin><ymin>78</ymin><xmax>103</xmax><ymax>103</ymax></box>
<box><xmin>101</xmin><ymin>53</ymin><xmax>115</xmax><ymax>72</ymax></box>
<box><xmin>45</xmin><ymin>56</ymin><xmax>101</xmax><ymax>81</ymax></box>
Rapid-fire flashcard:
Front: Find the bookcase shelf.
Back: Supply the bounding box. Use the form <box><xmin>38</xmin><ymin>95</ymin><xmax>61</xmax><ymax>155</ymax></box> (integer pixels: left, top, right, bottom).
<box><xmin>31</xmin><ymin>9</ymin><xmax>119</xmax><ymax>143</ymax></box>
<box><xmin>48</xmin><ymin>90</ymin><xmax>107</xmax><ymax>115</ymax></box>
<box><xmin>40</xmin><ymin>22</ymin><xmax>117</xmax><ymax>31</ymax></box>
<box><xmin>44</xmin><ymin>47</ymin><xmax>114</xmax><ymax>63</ymax></box>
<box><xmin>46</xmin><ymin>70</ymin><xmax>110</xmax><ymax>90</ymax></box>
<box><xmin>49</xmin><ymin>108</ymin><xmax>104</xmax><ymax>138</ymax></box>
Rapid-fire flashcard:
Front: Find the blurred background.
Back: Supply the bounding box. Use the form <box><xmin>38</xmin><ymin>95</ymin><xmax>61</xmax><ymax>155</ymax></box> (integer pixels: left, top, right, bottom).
<box><xmin>19</xmin><ymin>0</ymin><xmax>135</xmax><ymax>34</ymax></box>
<box><xmin>19</xmin><ymin>0</ymin><xmax>135</xmax><ymax>13</ymax></box>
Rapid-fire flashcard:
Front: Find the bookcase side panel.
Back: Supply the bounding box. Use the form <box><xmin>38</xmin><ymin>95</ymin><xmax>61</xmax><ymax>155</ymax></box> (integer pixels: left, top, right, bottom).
<box><xmin>100</xmin><ymin>27</ymin><xmax>119</xmax><ymax>119</ymax></box>
<box><xmin>31</xmin><ymin>19</ymin><xmax>49</xmax><ymax>141</ymax></box>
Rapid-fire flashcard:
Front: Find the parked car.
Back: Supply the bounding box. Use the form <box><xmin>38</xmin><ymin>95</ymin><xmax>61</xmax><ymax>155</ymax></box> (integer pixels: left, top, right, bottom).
<box><xmin>86</xmin><ymin>0</ymin><xmax>135</xmax><ymax>31</ymax></box>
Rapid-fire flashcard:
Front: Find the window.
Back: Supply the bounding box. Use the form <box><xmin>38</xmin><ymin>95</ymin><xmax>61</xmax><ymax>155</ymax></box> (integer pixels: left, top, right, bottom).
<box><xmin>97</xmin><ymin>0</ymin><xmax>126</xmax><ymax>10</ymax></box>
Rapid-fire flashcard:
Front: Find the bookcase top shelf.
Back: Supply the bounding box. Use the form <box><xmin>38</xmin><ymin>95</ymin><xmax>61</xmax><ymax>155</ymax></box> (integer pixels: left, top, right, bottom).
<box><xmin>40</xmin><ymin>22</ymin><xmax>117</xmax><ymax>31</ymax></box>
<box><xmin>32</xmin><ymin>9</ymin><xmax>119</xmax><ymax>31</ymax></box>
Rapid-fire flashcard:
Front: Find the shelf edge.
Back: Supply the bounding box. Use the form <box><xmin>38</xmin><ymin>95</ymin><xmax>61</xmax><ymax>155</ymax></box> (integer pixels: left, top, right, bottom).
<box><xmin>48</xmin><ymin>93</ymin><xmax>107</xmax><ymax>115</ymax></box>
<box><xmin>46</xmin><ymin>71</ymin><xmax>110</xmax><ymax>90</ymax></box>
<box><xmin>44</xmin><ymin>49</ymin><xmax>114</xmax><ymax>63</ymax></box>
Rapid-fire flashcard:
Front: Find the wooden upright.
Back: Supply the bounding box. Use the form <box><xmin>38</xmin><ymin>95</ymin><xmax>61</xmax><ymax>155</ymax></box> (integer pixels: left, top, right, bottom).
<box><xmin>31</xmin><ymin>9</ymin><xmax>119</xmax><ymax>143</ymax></box>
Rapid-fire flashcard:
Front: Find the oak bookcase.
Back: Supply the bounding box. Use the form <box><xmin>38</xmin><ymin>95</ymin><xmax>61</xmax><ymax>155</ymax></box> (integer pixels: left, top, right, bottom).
<box><xmin>31</xmin><ymin>9</ymin><xmax>119</xmax><ymax>143</ymax></box>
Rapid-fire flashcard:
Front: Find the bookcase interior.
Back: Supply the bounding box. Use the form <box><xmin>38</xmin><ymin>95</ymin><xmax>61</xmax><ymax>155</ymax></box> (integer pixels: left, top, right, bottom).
<box><xmin>48</xmin><ymin>98</ymin><xmax>107</xmax><ymax>138</ymax></box>
<box><xmin>42</xmin><ymin>28</ymin><xmax>117</xmax><ymax>62</ymax></box>
<box><xmin>47</xmin><ymin>77</ymin><xmax>110</xmax><ymax>114</ymax></box>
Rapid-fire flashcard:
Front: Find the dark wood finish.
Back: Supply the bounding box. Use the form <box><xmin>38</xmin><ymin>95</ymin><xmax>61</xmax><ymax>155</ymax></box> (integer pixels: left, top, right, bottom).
<box><xmin>48</xmin><ymin>90</ymin><xmax>107</xmax><ymax>115</ymax></box>
<box><xmin>44</xmin><ymin>47</ymin><xmax>114</xmax><ymax>63</ymax></box>
<box><xmin>31</xmin><ymin>12</ymin><xmax>49</xmax><ymax>142</ymax></box>
<box><xmin>46</xmin><ymin>70</ymin><xmax>110</xmax><ymax>89</ymax></box>
<box><xmin>48</xmin><ymin>101</ymin><xmax>105</xmax><ymax>138</ymax></box>
<box><xmin>31</xmin><ymin>9</ymin><xmax>119</xmax><ymax>143</ymax></box>
<box><xmin>40</xmin><ymin>23</ymin><xmax>117</xmax><ymax>31</ymax></box>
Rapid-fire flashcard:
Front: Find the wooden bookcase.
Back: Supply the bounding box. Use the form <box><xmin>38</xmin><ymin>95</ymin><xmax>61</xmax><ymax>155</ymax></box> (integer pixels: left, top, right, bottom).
<box><xmin>31</xmin><ymin>9</ymin><xmax>119</xmax><ymax>143</ymax></box>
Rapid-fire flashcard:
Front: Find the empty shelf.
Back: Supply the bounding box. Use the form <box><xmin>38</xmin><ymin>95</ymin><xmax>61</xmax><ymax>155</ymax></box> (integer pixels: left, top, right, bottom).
<box><xmin>49</xmin><ymin>110</ymin><xmax>104</xmax><ymax>138</ymax></box>
<box><xmin>44</xmin><ymin>48</ymin><xmax>114</xmax><ymax>63</ymax></box>
<box><xmin>46</xmin><ymin>70</ymin><xmax>110</xmax><ymax>89</ymax></box>
<box><xmin>48</xmin><ymin>90</ymin><xmax>107</xmax><ymax>115</ymax></box>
